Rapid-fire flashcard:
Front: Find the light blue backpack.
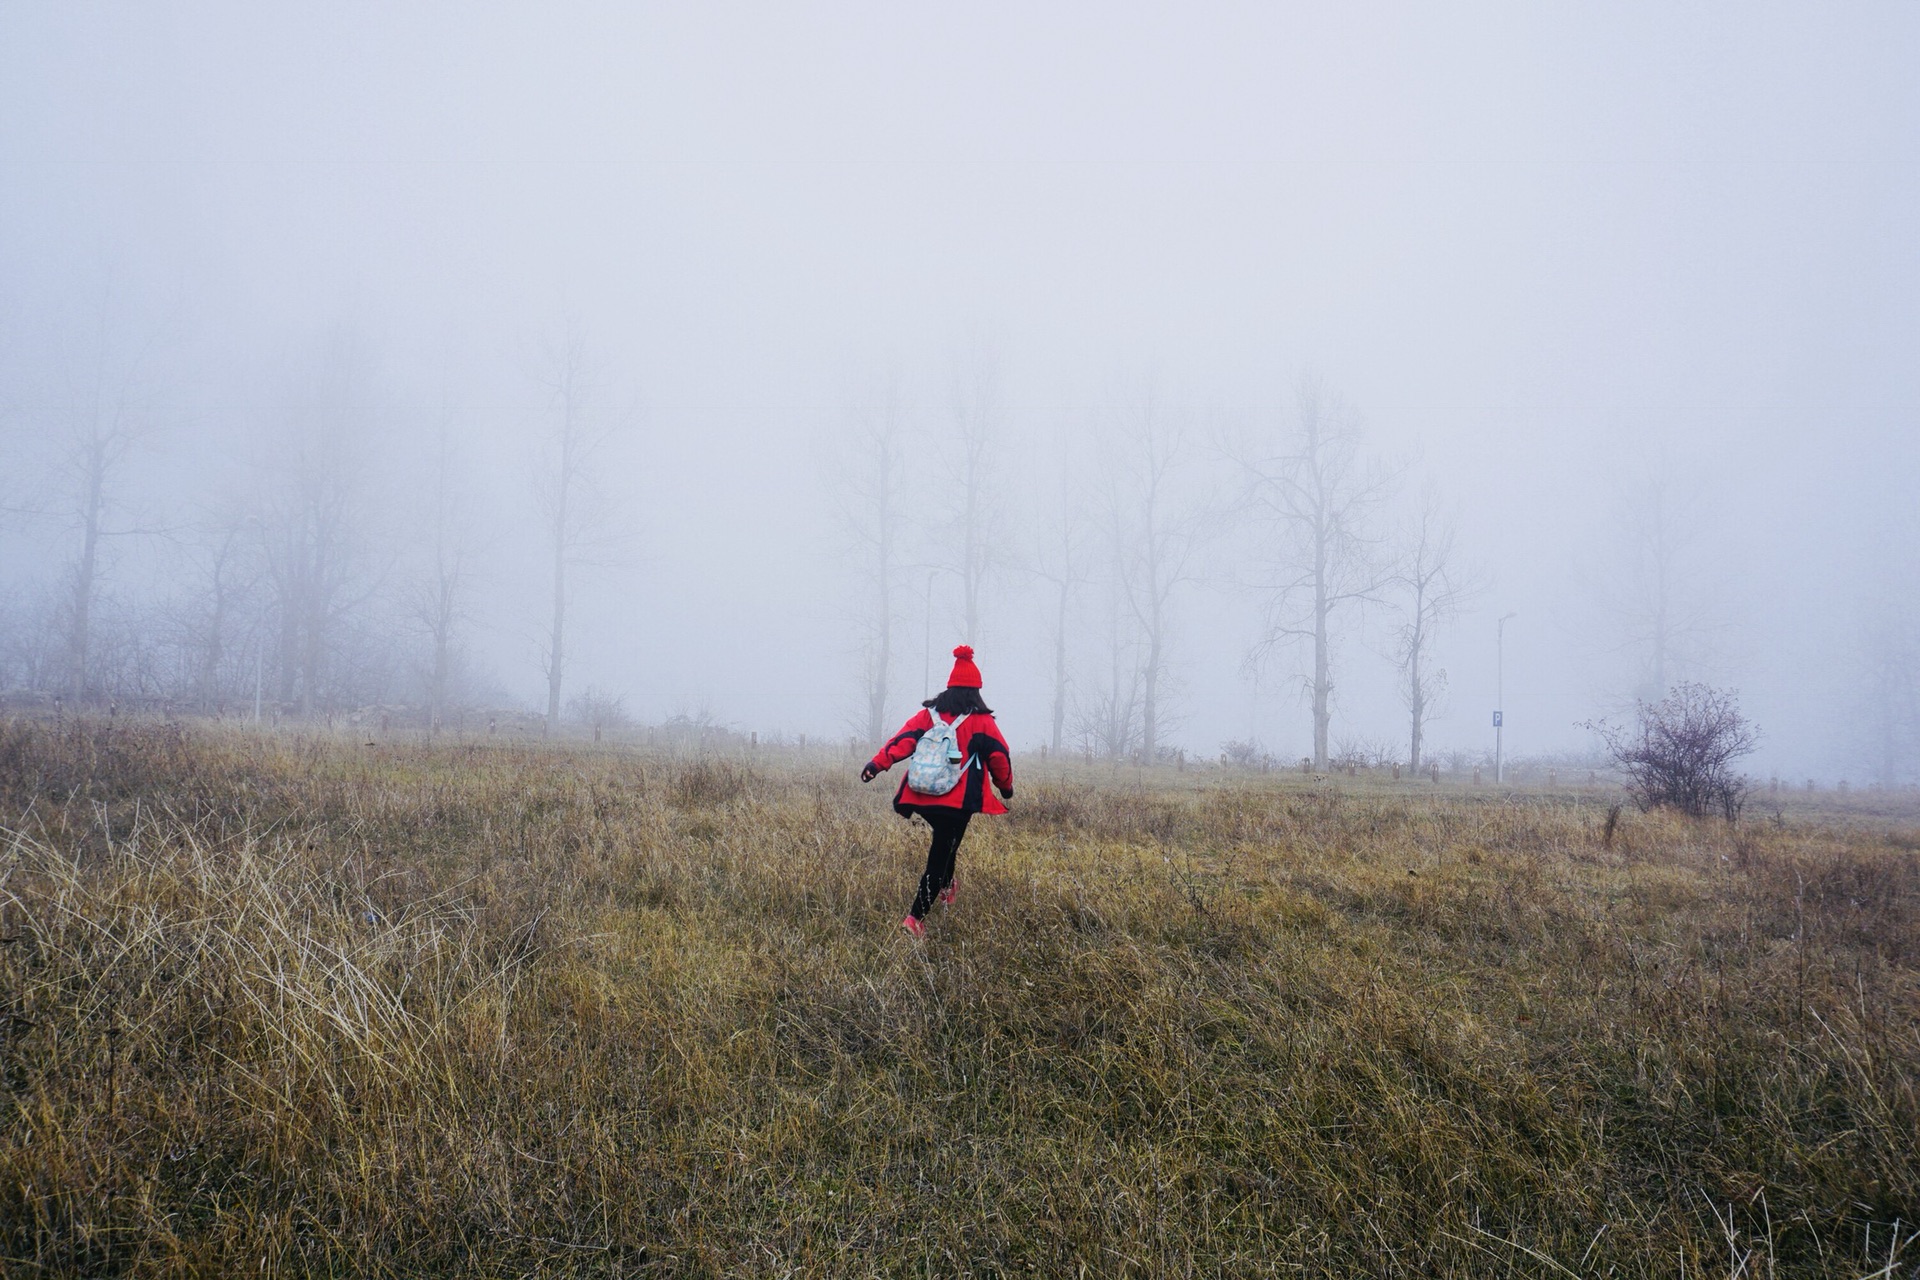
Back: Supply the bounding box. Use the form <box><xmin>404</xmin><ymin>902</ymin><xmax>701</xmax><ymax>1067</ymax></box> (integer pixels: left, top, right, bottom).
<box><xmin>906</xmin><ymin>709</ymin><xmax>970</xmax><ymax>795</ymax></box>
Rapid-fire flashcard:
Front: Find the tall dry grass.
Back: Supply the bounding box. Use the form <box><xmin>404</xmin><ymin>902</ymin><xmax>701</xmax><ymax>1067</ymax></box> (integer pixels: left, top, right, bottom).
<box><xmin>0</xmin><ymin>718</ymin><xmax>1915</xmax><ymax>1277</ymax></box>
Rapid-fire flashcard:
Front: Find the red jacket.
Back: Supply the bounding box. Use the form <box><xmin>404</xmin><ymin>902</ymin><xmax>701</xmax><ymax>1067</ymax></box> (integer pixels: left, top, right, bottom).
<box><xmin>869</xmin><ymin>708</ymin><xmax>1014</xmax><ymax>816</ymax></box>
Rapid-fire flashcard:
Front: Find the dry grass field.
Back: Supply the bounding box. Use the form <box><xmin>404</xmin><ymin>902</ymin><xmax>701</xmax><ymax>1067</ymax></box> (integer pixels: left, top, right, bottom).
<box><xmin>1</xmin><ymin>718</ymin><xmax>1916</xmax><ymax>1277</ymax></box>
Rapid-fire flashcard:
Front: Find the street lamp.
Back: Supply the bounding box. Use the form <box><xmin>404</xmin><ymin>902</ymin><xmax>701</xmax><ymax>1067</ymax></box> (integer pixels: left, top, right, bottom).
<box><xmin>1495</xmin><ymin>612</ymin><xmax>1518</xmax><ymax>784</ymax></box>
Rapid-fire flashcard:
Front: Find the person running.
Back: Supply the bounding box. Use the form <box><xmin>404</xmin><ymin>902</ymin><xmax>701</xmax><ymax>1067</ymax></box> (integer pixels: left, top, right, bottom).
<box><xmin>860</xmin><ymin>645</ymin><xmax>1014</xmax><ymax>937</ymax></box>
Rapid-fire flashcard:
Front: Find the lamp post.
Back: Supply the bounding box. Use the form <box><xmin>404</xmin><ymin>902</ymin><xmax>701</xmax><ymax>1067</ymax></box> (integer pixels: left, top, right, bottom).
<box><xmin>1495</xmin><ymin>612</ymin><xmax>1517</xmax><ymax>783</ymax></box>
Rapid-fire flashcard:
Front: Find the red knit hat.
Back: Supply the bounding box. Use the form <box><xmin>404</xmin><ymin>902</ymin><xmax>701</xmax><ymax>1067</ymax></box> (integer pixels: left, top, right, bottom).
<box><xmin>946</xmin><ymin>645</ymin><xmax>983</xmax><ymax>689</ymax></box>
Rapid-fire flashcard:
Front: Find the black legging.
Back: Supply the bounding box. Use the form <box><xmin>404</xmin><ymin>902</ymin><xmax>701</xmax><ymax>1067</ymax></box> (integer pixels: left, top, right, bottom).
<box><xmin>908</xmin><ymin>808</ymin><xmax>972</xmax><ymax>920</ymax></box>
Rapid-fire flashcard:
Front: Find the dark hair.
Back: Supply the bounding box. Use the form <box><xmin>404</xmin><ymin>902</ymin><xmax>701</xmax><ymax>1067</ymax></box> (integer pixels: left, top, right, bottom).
<box><xmin>924</xmin><ymin>686</ymin><xmax>993</xmax><ymax>716</ymax></box>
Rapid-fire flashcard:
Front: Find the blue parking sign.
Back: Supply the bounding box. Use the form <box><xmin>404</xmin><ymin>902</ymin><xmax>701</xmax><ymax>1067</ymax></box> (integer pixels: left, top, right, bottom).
<box><xmin>1493</xmin><ymin>711</ymin><xmax>1503</xmax><ymax>728</ymax></box>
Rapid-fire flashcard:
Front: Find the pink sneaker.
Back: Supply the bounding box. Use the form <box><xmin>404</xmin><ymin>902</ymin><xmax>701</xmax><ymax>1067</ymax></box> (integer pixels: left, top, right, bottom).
<box><xmin>900</xmin><ymin>914</ymin><xmax>926</xmax><ymax>939</ymax></box>
<box><xmin>940</xmin><ymin>881</ymin><xmax>956</xmax><ymax>906</ymax></box>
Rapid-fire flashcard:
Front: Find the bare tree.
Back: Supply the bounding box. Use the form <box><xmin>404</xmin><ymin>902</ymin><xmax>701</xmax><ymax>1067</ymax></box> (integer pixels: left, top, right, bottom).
<box><xmin>413</xmin><ymin>414</ymin><xmax>473</xmax><ymax>733</ymax></box>
<box><xmin>51</xmin><ymin>319</ymin><xmax>164</xmax><ymax>702</ymax></box>
<box><xmin>1103</xmin><ymin>390</ymin><xmax>1206</xmax><ymax>764</ymax></box>
<box><xmin>1591</xmin><ymin>462</ymin><xmax>1726</xmax><ymax>703</ymax></box>
<box><xmin>528</xmin><ymin>320</ymin><xmax>622</xmax><ymax>737</ymax></box>
<box><xmin>568</xmin><ymin>685</ymin><xmax>631</xmax><ymax>742</ymax></box>
<box><xmin>1854</xmin><ymin>586</ymin><xmax>1919</xmax><ymax>788</ymax></box>
<box><xmin>1241</xmin><ymin>375</ymin><xmax>1395</xmax><ymax>770</ymax></box>
<box><xmin>1026</xmin><ymin>448</ymin><xmax>1091</xmax><ymax>754</ymax></box>
<box><xmin>178</xmin><ymin>514</ymin><xmax>257</xmax><ymax>710</ymax></box>
<box><xmin>1392</xmin><ymin>488</ymin><xmax>1479</xmax><ymax>772</ymax></box>
<box><xmin>835</xmin><ymin>378</ymin><xmax>908</xmax><ymax>742</ymax></box>
<box><xmin>946</xmin><ymin>353</ymin><xmax>1000</xmax><ymax>646</ymax></box>
<box><xmin>258</xmin><ymin>332</ymin><xmax>381</xmax><ymax>718</ymax></box>
<box><xmin>1077</xmin><ymin>579</ymin><xmax>1143</xmax><ymax>762</ymax></box>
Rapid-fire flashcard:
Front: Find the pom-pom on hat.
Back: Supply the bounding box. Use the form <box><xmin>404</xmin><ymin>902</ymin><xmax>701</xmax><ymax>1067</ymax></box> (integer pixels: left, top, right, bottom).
<box><xmin>946</xmin><ymin>645</ymin><xmax>983</xmax><ymax>689</ymax></box>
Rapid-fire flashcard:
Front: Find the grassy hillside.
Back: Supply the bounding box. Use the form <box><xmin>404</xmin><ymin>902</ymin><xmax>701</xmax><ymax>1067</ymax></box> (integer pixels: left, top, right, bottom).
<box><xmin>1</xmin><ymin>719</ymin><xmax>1915</xmax><ymax>1277</ymax></box>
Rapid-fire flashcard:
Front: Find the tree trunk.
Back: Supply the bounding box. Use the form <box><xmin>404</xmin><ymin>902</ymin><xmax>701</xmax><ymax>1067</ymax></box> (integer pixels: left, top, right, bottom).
<box><xmin>866</xmin><ymin>566</ymin><xmax>890</xmax><ymax>743</ymax></box>
<box><xmin>1312</xmin><ymin>582</ymin><xmax>1331</xmax><ymax>771</ymax></box>
<box><xmin>955</xmin><ymin>385</ymin><xmax>990</xmax><ymax>647</ymax></box>
<box><xmin>1406</xmin><ymin>599</ymin><xmax>1426</xmax><ymax>772</ymax></box>
<box><xmin>1050</xmin><ymin>577</ymin><xmax>1069</xmax><ymax>753</ymax></box>
<box><xmin>1651</xmin><ymin>593</ymin><xmax>1668</xmax><ymax>699</ymax></box>
<box><xmin>1408</xmin><ymin>651</ymin><xmax>1424</xmax><ymax>773</ymax></box>
<box><xmin>962</xmin><ymin>501</ymin><xmax>980</xmax><ymax>646</ymax></box>
<box><xmin>300</xmin><ymin>593</ymin><xmax>323</xmax><ymax>718</ymax></box>
<box><xmin>1141</xmin><ymin>631</ymin><xmax>1160</xmax><ymax>766</ymax></box>
<box><xmin>430</xmin><ymin>601</ymin><xmax>450</xmax><ymax>734</ymax></box>
<box><xmin>961</xmin><ymin>460</ymin><xmax>983</xmax><ymax>647</ymax></box>
<box><xmin>67</xmin><ymin>452</ymin><xmax>105</xmax><ymax>702</ymax></box>
<box><xmin>865</xmin><ymin>468</ymin><xmax>892</xmax><ymax>743</ymax></box>
<box><xmin>199</xmin><ymin>587</ymin><xmax>226</xmax><ymax>709</ymax></box>
<box><xmin>276</xmin><ymin>588</ymin><xmax>300</xmax><ymax>709</ymax></box>
<box><xmin>546</xmin><ymin>534</ymin><xmax>566</xmax><ymax>736</ymax></box>
<box><xmin>68</xmin><ymin>534</ymin><xmax>97</xmax><ymax>701</ymax></box>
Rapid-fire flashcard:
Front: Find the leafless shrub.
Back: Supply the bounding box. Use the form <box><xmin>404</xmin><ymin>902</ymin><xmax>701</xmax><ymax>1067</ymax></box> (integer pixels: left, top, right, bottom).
<box><xmin>1588</xmin><ymin>681</ymin><xmax>1759</xmax><ymax>821</ymax></box>
<box><xmin>1330</xmin><ymin>735</ymin><xmax>1398</xmax><ymax>771</ymax></box>
<box><xmin>567</xmin><ymin>685</ymin><xmax>631</xmax><ymax>739</ymax></box>
<box><xmin>651</xmin><ymin>708</ymin><xmax>751</xmax><ymax>752</ymax></box>
<box><xmin>1218</xmin><ymin>739</ymin><xmax>1277</xmax><ymax>770</ymax></box>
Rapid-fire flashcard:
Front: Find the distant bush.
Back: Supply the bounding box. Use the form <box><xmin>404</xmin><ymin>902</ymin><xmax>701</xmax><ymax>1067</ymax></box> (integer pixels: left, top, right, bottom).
<box><xmin>1590</xmin><ymin>681</ymin><xmax>1758</xmax><ymax>820</ymax></box>
<box><xmin>650</xmin><ymin>709</ymin><xmax>752</xmax><ymax>752</ymax></box>
<box><xmin>1218</xmin><ymin>739</ymin><xmax>1278</xmax><ymax>770</ymax></box>
<box><xmin>1330</xmin><ymin>736</ymin><xmax>1399</xmax><ymax>771</ymax></box>
<box><xmin>568</xmin><ymin>686</ymin><xmax>632</xmax><ymax>736</ymax></box>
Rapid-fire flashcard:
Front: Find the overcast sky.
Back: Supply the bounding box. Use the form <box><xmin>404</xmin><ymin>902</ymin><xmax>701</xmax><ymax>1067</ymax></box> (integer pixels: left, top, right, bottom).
<box><xmin>3</xmin><ymin>4</ymin><xmax>1916</xmax><ymax>776</ymax></box>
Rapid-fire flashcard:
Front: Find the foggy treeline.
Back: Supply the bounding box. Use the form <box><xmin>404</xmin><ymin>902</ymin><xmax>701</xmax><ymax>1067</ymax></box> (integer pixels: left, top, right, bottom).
<box><xmin>4</xmin><ymin>302</ymin><xmax>1917</xmax><ymax>790</ymax></box>
<box><xmin>0</xmin><ymin>315</ymin><xmax>638</xmax><ymax>740</ymax></box>
<box><xmin>3</xmin><ymin>6</ymin><xmax>1916</xmax><ymax>786</ymax></box>
<box><xmin>835</xmin><ymin>365</ymin><xmax>1920</xmax><ymax>786</ymax></box>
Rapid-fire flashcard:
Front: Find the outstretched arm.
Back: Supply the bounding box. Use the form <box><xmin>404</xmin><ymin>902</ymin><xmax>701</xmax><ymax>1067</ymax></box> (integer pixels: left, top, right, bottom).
<box><xmin>861</xmin><ymin>710</ymin><xmax>932</xmax><ymax>781</ymax></box>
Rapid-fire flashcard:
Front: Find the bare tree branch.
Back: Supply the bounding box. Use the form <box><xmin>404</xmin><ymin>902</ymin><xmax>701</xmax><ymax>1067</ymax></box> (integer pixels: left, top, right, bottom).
<box><xmin>1389</xmin><ymin>485</ymin><xmax>1484</xmax><ymax>771</ymax></box>
<box><xmin>831</xmin><ymin>370</ymin><xmax>909</xmax><ymax>742</ymax></box>
<box><xmin>526</xmin><ymin>315</ymin><xmax>630</xmax><ymax>736</ymax></box>
<box><xmin>1097</xmin><ymin>385</ymin><xmax>1211</xmax><ymax>764</ymax></box>
<box><xmin>1235</xmin><ymin>373</ymin><xmax>1397</xmax><ymax>768</ymax></box>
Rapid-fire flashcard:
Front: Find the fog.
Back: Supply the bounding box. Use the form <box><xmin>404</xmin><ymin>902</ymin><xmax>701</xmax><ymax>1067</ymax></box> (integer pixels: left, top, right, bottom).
<box><xmin>3</xmin><ymin>4</ymin><xmax>1916</xmax><ymax>782</ymax></box>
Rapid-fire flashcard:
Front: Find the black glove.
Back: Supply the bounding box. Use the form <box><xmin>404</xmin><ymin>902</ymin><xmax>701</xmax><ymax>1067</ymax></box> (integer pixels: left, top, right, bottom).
<box><xmin>996</xmin><ymin>783</ymin><xmax>1013</xmax><ymax>801</ymax></box>
<box><xmin>860</xmin><ymin>762</ymin><xmax>880</xmax><ymax>783</ymax></box>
